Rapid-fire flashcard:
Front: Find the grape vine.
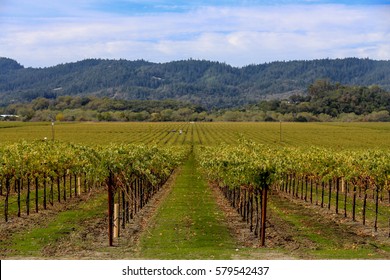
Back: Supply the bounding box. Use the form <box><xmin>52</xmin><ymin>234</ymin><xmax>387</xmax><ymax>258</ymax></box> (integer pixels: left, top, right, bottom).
<box><xmin>197</xmin><ymin>141</ymin><xmax>390</xmax><ymax>243</ymax></box>
<box><xmin>0</xmin><ymin>140</ymin><xmax>189</xmax><ymax>241</ymax></box>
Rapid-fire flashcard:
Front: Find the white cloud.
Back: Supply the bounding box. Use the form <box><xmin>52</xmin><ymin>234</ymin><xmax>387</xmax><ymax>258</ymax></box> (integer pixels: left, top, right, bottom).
<box><xmin>0</xmin><ymin>3</ymin><xmax>389</xmax><ymax>67</ymax></box>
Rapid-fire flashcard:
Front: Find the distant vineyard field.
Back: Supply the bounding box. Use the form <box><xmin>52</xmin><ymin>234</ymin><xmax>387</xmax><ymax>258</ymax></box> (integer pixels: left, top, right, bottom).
<box><xmin>1</xmin><ymin>121</ymin><xmax>390</xmax><ymax>149</ymax></box>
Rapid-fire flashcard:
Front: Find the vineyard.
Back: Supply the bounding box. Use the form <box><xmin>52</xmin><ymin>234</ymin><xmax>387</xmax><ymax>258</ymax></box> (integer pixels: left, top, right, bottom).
<box><xmin>1</xmin><ymin>121</ymin><xmax>390</xmax><ymax>259</ymax></box>
<box><xmin>2</xmin><ymin>121</ymin><xmax>390</xmax><ymax>149</ymax></box>
<box><xmin>197</xmin><ymin>142</ymin><xmax>390</xmax><ymax>241</ymax></box>
<box><xmin>0</xmin><ymin>141</ymin><xmax>188</xmax><ymax>246</ymax></box>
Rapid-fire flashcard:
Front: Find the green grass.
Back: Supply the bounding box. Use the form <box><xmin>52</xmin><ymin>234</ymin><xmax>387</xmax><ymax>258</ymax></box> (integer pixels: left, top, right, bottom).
<box><xmin>284</xmin><ymin>182</ymin><xmax>390</xmax><ymax>231</ymax></box>
<box><xmin>268</xmin><ymin>194</ymin><xmax>390</xmax><ymax>259</ymax></box>
<box><xmin>139</xmin><ymin>154</ymin><xmax>237</xmax><ymax>259</ymax></box>
<box><xmin>0</xmin><ymin>179</ymin><xmax>84</xmax><ymax>219</ymax></box>
<box><xmin>5</xmin><ymin>191</ymin><xmax>107</xmax><ymax>257</ymax></box>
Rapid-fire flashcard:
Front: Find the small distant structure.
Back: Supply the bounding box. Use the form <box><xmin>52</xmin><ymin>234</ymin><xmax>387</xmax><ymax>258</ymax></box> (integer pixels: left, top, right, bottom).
<box><xmin>0</xmin><ymin>114</ymin><xmax>19</xmax><ymax>118</ymax></box>
<box><xmin>0</xmin><ymin>114</ymin><xmax>19</xmax><ymax>120</ymax></box>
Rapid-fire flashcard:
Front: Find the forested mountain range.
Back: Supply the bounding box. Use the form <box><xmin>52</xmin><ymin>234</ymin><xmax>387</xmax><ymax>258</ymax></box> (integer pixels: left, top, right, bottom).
<box><xmin>1</xmin><ymin>57</ymin><xmax>390</xmax><ymax>108</ymax></box>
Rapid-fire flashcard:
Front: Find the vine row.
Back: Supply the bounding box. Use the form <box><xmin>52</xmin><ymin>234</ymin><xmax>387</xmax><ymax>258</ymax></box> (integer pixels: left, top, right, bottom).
<box><xmin>0</xmin><ymin>141</ymin><xmax>189</xmax><ymax>239</ymax></box>
<box><xmin>197</xmin><ymin>141</ymin><xmax>390</xmax><ymax>244</ymax></box>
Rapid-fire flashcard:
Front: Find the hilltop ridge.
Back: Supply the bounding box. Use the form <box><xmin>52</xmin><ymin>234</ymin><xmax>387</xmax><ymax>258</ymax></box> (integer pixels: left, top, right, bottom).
<box><xmin>1</xmin><ymin>57</ymin><xmax>390</xmax><ymax>108</ymax></box>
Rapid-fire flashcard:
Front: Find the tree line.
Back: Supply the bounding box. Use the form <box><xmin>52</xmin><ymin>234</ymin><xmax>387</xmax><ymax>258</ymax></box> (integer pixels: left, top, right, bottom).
<box><xmin>1</xmin><ymin>80</ymin><xmax>389</xmax><ymax>122</ymax></box>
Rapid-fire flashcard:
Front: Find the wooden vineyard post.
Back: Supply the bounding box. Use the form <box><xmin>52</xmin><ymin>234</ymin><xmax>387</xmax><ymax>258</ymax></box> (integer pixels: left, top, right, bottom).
<box><xmin>63</xmin><ymin>174</ymin><xmax>66</xmax><ymax>202</ymax></box>
<box><xmin>335</xmin><ymin>177</ymin><xmax>340</xmax><ymax>214</ymax></box>
<box><xmin>328</xmin><ymin>179</ymin><xmax>332</xmax><ymax>210</ymax></box>
<box><xmin>374</xmin><ymin>186</ymin><xmax>379</xmax><ymax>232</ymax></box>
<box><xmin>243</xmin><ymin>189</ymin><xmax>247</xmax><ymax>222</ymax></box>
<box><xmin>50</xmin><ymin>178</ymin><xmax>54</xmax><ymax>206</ymax></box>
<box><xmin>26</xmin><ymin>177</ymin><xmax>30</xmax><ymax>216</ymax></box>
<box><xmin>352</xmin><ymin>184</ymin><xmax>357</xmax><ymax>221</ymax></box>
<box><xmin>126</xmin><ymin>185</ymin><xmax>130</xmax><ymax>222</ymax></box>
<box><xmin>84</xmin><ymin>175</ymin><xmax>88</xmax><ymax>193</ymax></box>
<box><xmin>130</xmin><ymin>182</ymin><xmax>134</xmax><ymax>220</ymax></box>
<box><xmin>43</xmin><ymin>176</ymin><xmax>47</xmax><ymax>210</ymax></box>
<box><xmin>250</xmin><ymin>192</ymin><xmax>254</xmax><ymax>232</ymax></box>
<box><xmin>35</xmin><ymin>177</ymin><xmax>39</xmax><ymax>213</ymax></box>
<box><xmin>343</xmin><ymin>179</ymin><xmax>347</xmax><ymax>218</ymax></box>
<box><xmin>122</xmin><ymin>190</ymin><xmax>126</xmax><ymax>229</ymax></box>
<box><xmin>260</xmin><ymin>185</ymin><xmax>268</xmax><ymax>247</ymax></box>
<box><xmin>134</xmin><ymin>179</ymin><xmax>138</xmax><ymax>215</ymax></box>
<box><xmin>304</xmin><ymin>176</ymin><xmax>308</xmax><ymax>202</ymax></box>
<box><xmin>74</xmin><ymin>175</ymin><xmax>77</xmax><ymax>197</ymax></box>
<box><xmin>69</xmin><ymin>174</ymin><xmax>72</xmax><ymax>199</ymax></box>
<box><xmin>4</xmin><ymin>177</ymin><xmax>10</xmax><ymax>222</ymax></box>
<box><xmin>77</xmin><ymin>176</ymin><xmax>81</xmax><ymax>196</ymax></box>
<box><xmin>114</xmin><ymin>203</ymin><xmax>119</xmax><ymax>238</ymax></box>
<box><xmin>140</xmin><ymin>179</ymin><xmax>144</xmax><ymax>210</ymax></box>
<box><xmin>17</xmin><ymin>178</ymin><xmax>21</xmax><ymax>217</ymax></box>
<box><xmin>362</xmin><ymin>181</ymin><xmax>368</xmax><ymax>226</ymax></box>
<box><xmin>292</xmin><ymin>175</ymin><xmax>296</xmax><ymax>197</ymax></box>
<box><xmin>254</xmin><ymin>189</ymin><xmax>260</xmax><ymax>237</ymax></box>
<box><xmin>310</xmin><ymin>178</ymin><xmax>313</xmax><ymax>204</ymax></box>
<box><xmin>108</xmin><ymin>172</ymin><xmax>114</xmax><ymax>246</ymax></box>
<box><xmin>57</xmin><ymin>176</ymin><xmax>61</xmax><ymax>203</ymax></box>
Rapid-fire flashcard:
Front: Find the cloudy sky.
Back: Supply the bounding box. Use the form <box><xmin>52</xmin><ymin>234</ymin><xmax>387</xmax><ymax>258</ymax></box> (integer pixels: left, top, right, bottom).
<box><xmin>0</xmin><ymin>0</ymin><xmax>389</xmax><ymax>67</ymax></box>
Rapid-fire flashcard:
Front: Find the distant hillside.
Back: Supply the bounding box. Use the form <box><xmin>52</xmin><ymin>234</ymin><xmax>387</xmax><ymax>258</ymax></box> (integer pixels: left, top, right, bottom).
<box><xmin>1</xmin><ymin>57</ymin><xmax>390</xmax><ymax>108</ymax></box>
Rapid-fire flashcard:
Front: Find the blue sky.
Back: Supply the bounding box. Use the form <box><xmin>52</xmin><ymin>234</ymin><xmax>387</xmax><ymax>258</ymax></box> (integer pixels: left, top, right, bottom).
<box><xmin>1</xmin><ymin>0</ymin><xmax>389</xmax><ymax>67</ymax></box>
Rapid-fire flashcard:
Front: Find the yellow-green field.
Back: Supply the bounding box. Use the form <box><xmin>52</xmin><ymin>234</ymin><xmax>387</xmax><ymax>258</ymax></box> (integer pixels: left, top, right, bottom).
<box><xmin>1</xmin><ymin>121</ymin><xmax>390</xmax><ymax>149</ymax></box>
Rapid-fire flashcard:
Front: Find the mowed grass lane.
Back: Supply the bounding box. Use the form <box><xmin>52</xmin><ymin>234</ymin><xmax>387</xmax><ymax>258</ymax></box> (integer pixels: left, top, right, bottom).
<box><xmin>139</xmin><ymin>154</ymin><xmax>237</xmax><ymax>259</ymax></box>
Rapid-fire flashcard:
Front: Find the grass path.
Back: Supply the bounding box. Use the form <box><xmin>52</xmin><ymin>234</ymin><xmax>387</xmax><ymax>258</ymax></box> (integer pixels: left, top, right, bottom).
<box><xmin>139</xmin><ymin>154</ymin><xmax>238</xmax><ymax>259</ymax></box>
